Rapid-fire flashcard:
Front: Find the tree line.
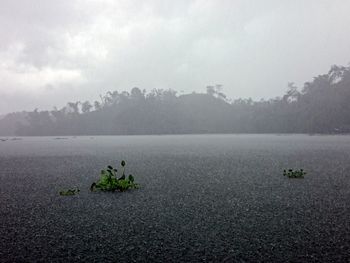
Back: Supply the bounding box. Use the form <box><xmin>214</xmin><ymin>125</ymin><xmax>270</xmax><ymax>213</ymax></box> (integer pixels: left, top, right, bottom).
<box><xmin>1</xmin><ymin>64</ymin><xmax>350</xmax><ymax>136</ymax></box>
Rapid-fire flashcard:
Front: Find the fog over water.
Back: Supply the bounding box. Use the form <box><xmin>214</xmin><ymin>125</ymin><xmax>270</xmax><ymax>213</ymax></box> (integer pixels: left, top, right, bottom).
<box><xmin>1</xmin><ymin>2</ymin><xmax>350</xmax><ymax>260</ymax></box>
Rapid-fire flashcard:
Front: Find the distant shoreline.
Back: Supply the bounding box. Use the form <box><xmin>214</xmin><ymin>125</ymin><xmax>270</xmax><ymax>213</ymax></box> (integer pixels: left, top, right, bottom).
<box><xmin>1</xmin><ymin>132</ymin><xmax>350</xmax><ymax>138</ymax></box>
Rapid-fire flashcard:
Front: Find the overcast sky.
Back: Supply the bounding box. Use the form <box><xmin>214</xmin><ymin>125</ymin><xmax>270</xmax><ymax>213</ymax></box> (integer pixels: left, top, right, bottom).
<box><xmin>1</xmin><ymin>0</ymin><xmax>350</xmax><ymax>114</ymax></box>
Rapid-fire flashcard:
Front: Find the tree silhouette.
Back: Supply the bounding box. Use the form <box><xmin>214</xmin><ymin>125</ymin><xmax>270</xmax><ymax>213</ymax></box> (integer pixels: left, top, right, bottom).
<box><xmin>81</xmin><ymin>101</ymin><xmax>93</xmax><ymax>113</ymax></box>
<box><xmin>1</xmin><ymin>64</ymin><xmax>350</xmax><ymax>136</ymax></box>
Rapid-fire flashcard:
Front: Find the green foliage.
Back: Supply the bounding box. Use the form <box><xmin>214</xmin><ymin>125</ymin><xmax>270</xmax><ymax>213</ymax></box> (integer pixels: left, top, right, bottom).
<box><xmin>59</xmin><ymin>187</ymin><xmax>80</xmax><ymax>196</ymax></box>
<box><xmin>90</xmin><ymin>160</ymin><xmax>139</xmax><ymax>192</ymax></box>
<box><xmin>283</xmin><ymin>169</ymin><xmax>306</xmax><ymax>178</ymax></box>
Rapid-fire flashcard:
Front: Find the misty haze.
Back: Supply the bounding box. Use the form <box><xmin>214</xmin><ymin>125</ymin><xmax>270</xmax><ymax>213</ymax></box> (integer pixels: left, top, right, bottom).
<box><xmin>1</xmin><ymin>1</ymin><xmax>350</xmax><ymax>262</ymax></box>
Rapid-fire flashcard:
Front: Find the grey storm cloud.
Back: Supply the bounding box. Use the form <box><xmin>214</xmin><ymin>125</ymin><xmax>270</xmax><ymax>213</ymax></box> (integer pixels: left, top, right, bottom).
<box><xmin>1</xmin><ymin>0</ymin><xmax>350</xmax><ymax>114</ymax></box>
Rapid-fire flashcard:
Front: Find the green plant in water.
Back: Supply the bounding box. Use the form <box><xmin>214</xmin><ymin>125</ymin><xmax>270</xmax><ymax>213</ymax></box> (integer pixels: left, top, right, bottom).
<box><xmin>90</xmin><ymin>160</ymin><xmax>139</xmax><ymax>192</ymax></box>
<box><xmin>59</xmin><ymin>187</ymin><xmax>80</xmax><ymax>196</ymax></box>
<box><xmin>283</xmin><ymin>169</ymin><xmax>306</xmax><ymax>178</ymax></box>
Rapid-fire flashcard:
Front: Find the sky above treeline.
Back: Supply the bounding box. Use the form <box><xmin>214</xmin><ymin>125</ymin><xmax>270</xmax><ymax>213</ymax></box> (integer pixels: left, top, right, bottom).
<box><xmin>1</xmin><ymin>0</ymin><xmax>350</xmax><ymax>114</ymax></box>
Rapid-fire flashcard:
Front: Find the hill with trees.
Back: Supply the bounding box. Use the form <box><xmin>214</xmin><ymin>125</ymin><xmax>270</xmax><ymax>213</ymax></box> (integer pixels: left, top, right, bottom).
<box><xmin>1</xmin><ymin>64</ymin><xmax>350</xmax><ymax>136</ymax></box>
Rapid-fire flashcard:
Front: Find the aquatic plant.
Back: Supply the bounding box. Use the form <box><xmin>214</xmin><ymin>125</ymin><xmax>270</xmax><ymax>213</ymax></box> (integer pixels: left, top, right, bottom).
<box><xmin>283</xmin><ymin>169</ymin><xmax>306</xmax><ymax>178</ymax></box>
<box><xmin>59</xmin><ymin>187</ymin><xmax>80</xmax><ymax>196</ymax></box>
<box><xmin>90</xmin><ymin>160</ymin><xmax>139</xmax><ymax>192</ymax></box>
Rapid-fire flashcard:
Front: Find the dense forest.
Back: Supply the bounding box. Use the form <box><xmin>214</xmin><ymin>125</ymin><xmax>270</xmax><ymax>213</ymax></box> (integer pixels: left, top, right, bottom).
<box><xmin>1</xmin><ymin>64</ymin><xmax>350</xmax><ymax>136</ymax></box>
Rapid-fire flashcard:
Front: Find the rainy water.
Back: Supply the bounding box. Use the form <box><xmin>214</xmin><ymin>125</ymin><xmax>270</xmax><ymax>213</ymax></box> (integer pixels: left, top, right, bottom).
<box><xmin>1</xmin><ymin>135</ymin><xmax>350</xmax><ymax>262</ymax></box>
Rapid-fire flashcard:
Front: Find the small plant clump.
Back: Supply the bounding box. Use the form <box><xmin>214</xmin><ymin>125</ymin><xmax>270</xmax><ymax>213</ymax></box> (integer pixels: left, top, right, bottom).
<box><xmin>90</xmin><ymin>160</ymin><xmax>139</xmax><ymax>192</ymax></box>
<box><xmin>59</xmin><ymin>187</ymin><xmax>80</xmax><ymax>196</ymax></box>
<box><xmin>283</xmin><ymin>169</ymin><xmax>306</xmax><ymax>178</ymax></box>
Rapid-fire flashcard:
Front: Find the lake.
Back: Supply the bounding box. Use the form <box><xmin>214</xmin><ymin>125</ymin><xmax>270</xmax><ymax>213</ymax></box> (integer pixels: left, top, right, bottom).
<box><xmin>1</xmin><ymin>135</ymin><xmax>349</xmax><ymax>262</ymax></box>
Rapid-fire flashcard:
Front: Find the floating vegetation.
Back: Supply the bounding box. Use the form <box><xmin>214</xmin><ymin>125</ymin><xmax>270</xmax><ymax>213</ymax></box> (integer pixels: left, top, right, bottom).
<box><xmin>59</xmin><ymin>187</ymin><xmax>80</xmax><ymax>196</ymax></box>
<box><xmin>54</xmin><ymin>137</ymin><xmax>68</xmax><ymax>140</ymax></box>
<box><xmin>0</xmin><ymin>138</ymin><xmax>8</xmax><ymax>142</ymax></box>
<box><xmin>283</xmin><ymin>169</ymin><xmax>306</xmax><ymax>178</ymax></box>
<box><xmin>90</xmin><ymin>160</ymin><xmax>139</xmax><ymax>192</ymax></box>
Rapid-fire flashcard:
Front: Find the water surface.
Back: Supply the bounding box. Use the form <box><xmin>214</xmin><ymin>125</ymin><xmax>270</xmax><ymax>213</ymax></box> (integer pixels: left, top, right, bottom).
<box><xmin>1</xmin><ymin>135</ymin><xmax>349</xmax><ymax>262</ymax></box>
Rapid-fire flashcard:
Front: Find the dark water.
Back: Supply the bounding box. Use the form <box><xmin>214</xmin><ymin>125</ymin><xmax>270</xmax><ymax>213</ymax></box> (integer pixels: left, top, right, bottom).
<box><xmin>0</xmin><ymin>135</ymin><xmax>350</xmax><ymax>262</ymax></box>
